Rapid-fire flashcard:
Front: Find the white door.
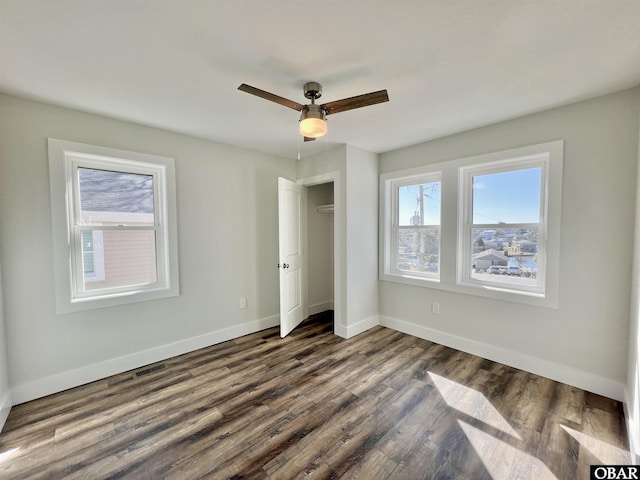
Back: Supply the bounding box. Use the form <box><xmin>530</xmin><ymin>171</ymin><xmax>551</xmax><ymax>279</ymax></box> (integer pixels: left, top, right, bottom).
<box><xmin>278</xmin><ymin>177</ymin><xmax>305</xmax><ymax>337</ymax></box>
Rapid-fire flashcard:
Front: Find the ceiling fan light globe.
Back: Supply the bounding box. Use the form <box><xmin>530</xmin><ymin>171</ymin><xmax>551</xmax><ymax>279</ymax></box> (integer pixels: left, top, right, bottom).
<box><xmin>299</xmin><ymin>104</ymin><xmax>327</xmax><ymax>138</ymax></box>
<box><xmin>299</xmin><ymin>117</ymin><xmax>327</xmax><ymax>138</ymax></box>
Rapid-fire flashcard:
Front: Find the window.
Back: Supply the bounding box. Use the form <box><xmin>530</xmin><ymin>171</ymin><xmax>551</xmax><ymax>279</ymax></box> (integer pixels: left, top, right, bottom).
<box><xmin>380</xmin><ymin>141</ymin><xmax>563</xmax><ymax>307</ymax></box>
<box><xmin>459</xmin><ymin>158</ymin><xmax>547</xmax><ymax>296</ymax></box>
<box><xmin>386</xmin><ymin>174</ymin><xmax>441</xmax><ymax>281</ymax></box>
<box><xmin>48</xmin><ymin>139</ymin><xmax>179</xmax><ymax>313</ymax></box>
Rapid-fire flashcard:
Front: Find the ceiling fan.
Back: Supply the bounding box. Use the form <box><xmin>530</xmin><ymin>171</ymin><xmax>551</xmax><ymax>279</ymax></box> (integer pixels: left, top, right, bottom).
<box><xmin>238</xmin><ymin>81</ymin><xmax>389</xmax><ymax>141</ymax></box>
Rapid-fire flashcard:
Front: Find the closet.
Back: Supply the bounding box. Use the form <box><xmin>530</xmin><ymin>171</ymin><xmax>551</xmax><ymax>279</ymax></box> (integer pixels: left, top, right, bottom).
<box><xmin>306</xmin><ymin>182</ymin><xmax>334</xmax><ymax>316</ymax></box>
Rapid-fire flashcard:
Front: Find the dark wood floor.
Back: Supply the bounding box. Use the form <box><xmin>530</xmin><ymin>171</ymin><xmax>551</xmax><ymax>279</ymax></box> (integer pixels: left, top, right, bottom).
<box><xmin>0</xmin><ymin>312</ymin><xmax>630</xmax><ymax>479</ymax></box>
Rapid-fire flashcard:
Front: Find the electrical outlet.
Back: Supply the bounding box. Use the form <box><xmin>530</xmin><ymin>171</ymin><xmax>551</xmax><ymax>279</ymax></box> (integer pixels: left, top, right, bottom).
<box><xmin>431</xmin><ymin>302</ymin><xmax>440</xmax><ymax>315</ymax></box>
<box><xmin>239</xmin><ymin>298</ymin><xmax>247</xmax><ymax>309</ymax></box>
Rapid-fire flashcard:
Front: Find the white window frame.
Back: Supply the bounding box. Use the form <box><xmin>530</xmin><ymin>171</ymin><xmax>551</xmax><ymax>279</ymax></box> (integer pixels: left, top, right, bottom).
<box><xmin>458</xmin><ymin>156</ymin><xmax>548</xmax><ymax>296</ymax></box>
<box><xmin>380</xmin><ymin>140</ymin><xmax>563</xmax><ymax>308</ymax></box>
<box><xmin>382</xmin><ymin>173</ymin><xmax>441</xmax><ymax>284</ymax></box>
<box><xmin>48</xmin><ymin>139</ymin><xmax>180</xmax><ymax>313</ymax></box>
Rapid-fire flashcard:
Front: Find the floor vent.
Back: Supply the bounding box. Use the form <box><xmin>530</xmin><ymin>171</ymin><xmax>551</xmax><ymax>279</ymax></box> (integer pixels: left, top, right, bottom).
<box><xmin>135</xmin><ymin>364</ymin><xmax>166</xmax><ymax>377</ymax></box>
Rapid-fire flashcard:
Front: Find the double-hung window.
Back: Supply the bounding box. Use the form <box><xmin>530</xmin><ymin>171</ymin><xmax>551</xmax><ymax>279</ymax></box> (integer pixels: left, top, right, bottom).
<box><xmin>386</xmin><ymin>174</ymin><xmax>441</xmax><ymax>281</ymax></box>
<box><xmin>48</xmin><ymin>139</ymin><xmax>179</xmax><ymax>313</ymax></box>
<box><xmin>459</xmin><ymin>157</ymin><xmax>547</xmax><ymax>296</ymax></box>
<box><xmin>380</xmin><ymin>141</ymin><xmax>563</xmax><ymax>307</ymax></box>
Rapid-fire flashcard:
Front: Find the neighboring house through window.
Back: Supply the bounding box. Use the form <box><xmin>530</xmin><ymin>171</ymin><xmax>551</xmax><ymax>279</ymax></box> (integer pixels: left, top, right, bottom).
<box><xmin>76</xmin><ymin>167</ymin><xmax>157</xmax><ymax>293</ymax></box>
<box><xmin>48</xmin><ymin>139</ymin><xmax>179</xmax><ymax>313</ymax></box>
<box><xmin>81</xmin><ymin>230</ymin><xmax>95</xmax><ymax>276</ymax></box>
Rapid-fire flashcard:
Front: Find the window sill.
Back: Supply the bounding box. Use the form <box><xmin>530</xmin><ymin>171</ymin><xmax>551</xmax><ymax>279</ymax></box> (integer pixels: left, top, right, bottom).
<box><xmin>63</xmin><ymin>286</ymin><xmax>179</xmax><ymax>313</ymax></box>
<box><xmin>380</xmin><ymin>275</ymin><xmax>558</xmax><ymax>309</ymax></box>
<box><xmin>380</xmin><ymin>271</ymin><xmax>440</xmax><ymax>289</ymax></box>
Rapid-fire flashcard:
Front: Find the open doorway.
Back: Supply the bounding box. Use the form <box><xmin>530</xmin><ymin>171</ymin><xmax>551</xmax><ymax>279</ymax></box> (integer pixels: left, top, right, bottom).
<box><xmin>306</xmin><ymin>182</ymin><xmax>334</xmax><ymax>319</ymax></box>
<box><xmin>279</xmin><ymin>172</ymin><xmax>340</xmax><ymax>338</ymax></box>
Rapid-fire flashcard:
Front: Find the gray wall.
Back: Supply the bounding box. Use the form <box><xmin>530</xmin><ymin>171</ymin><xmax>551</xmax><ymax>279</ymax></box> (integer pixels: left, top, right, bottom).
<box><xmin>379</xmin><ymin>87</ymin><xmax>640</xmax><ymax>400</ymax></box>
<box><xmin>297</xmin><ymin>145</ymin><xmax>380</xmax><ymax>338</ymax></box>
<box><xmin>0</xmin><ymin>258</ymin><xmax>11</xmax><ymax>426</ymax></box>
<box><xmin>0</xmin><ymin>93</ymin><xmax>295</xmax><ymax>403</ymax></box>
<box><xmin>626</xmin><ymin>98</ymin><xmax>640</xmax><ymax>458</ymax></box>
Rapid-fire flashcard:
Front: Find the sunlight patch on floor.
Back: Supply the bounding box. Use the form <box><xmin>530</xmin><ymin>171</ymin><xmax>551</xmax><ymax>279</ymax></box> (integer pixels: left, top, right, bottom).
<box><xmin>429</xmin><ymin>371</ymin><xmax>521</xmax><ymax>439</ymax></box>
<box><xmin>459</xmin><ymin>421</ymin><xmax>557</xmax><ymax>480</ymax></box>
<box><xmin>0</xmin><ymin>447</ymin><xmax>20</xmax><ymax>464</ymax></box>
<box><xmin>561</xmin><ymin>424</ymin><xmax>631</xmax><ymax>465</ymax></box>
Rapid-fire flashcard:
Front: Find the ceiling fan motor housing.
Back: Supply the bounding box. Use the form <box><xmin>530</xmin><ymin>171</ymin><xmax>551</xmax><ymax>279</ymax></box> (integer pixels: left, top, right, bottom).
<box><xmin>303</xmin><ymin>82</ymin><xmax>322</xmax><ymax>101</ymax></box>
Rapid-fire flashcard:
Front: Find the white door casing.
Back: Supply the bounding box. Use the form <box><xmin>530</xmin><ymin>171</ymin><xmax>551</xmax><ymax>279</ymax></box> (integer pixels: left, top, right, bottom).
<box><xmin>278</xmin><ymin>177</ymin><xmax>305</xmax><ymax>337</ymax></box>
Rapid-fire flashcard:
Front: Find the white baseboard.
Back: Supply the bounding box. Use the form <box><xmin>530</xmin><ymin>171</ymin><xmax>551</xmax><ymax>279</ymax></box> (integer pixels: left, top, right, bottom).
<box><xmin>11</xmin><ymin>315</ymin><xmax>280</xmax><ymax>405</ymax></box>
<box><xmin>0</xmin><ymin>390</ymin><xmax>12</xmax><ymax>432</ymax></box>
<box><xmin>345</xmin><ymin>315</ymin><xmax>379</xmax><ymax>339</ymax></box>
<box><xmin>334</xmin><ymin>323</ymin><xmax>348</xmax><ymax>339</ymax></box>
<box><xmin>624</xmin><ymin>387</ymin><xmax>640</xmax><ymax>463</ymax></box>
<box><xmin>308</xmin><ymin>301</ymin><xmax>334</xmax><ymax>316</ymax></box>
<box><xmin>10</xmin><ymin>312</ymin><xmax>625</xmax><ymax>407</ymax></box>
<box><xmin>380</xmin><ymin>315</ymin><xmax>625</xmax><ymax>401</ymax></box>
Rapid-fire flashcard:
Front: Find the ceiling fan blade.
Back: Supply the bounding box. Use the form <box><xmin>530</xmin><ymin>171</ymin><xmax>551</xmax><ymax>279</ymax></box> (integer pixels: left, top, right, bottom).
<box><xmin>303</xmin><ymin>136</ymin><xmax>316</xmax><ymax>142</ymax></box>
<box><xmin>238</xmin><ymin>84</ymin><xmax>304</xmax><ymax>111</ymax></box>
<box><xmin>321</xmin><ymin>90</ymin><xmax>389</xmax><ymax>115</ymax></box>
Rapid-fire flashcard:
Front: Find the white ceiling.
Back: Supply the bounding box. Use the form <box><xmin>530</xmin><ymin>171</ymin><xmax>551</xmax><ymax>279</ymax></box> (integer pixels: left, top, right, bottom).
<box><xmin>1</xmin><ymin>1</ymin><xmax>640</xmax><ymax>160</ymax></box>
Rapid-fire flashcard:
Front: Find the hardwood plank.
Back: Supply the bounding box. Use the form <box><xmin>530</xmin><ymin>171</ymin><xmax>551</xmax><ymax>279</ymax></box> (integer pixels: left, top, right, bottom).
<box><xmin>340</xmin><ymin>448</ymin><xmax>398</xmax><ymax>479</ymax></box>
<box><xmin>510</xmin><ymin>373</ymin><xmax>557</xmax><ymax>433</ymax></box>
<box><xmin>548</xmin><ymin>382</ymin><xmax>585</xmax><ymax>425</ymax></box>
<box><xmin>0</xmin><ymin>312</ymin><xmax>630</xmax><ymax>479</ymax></box>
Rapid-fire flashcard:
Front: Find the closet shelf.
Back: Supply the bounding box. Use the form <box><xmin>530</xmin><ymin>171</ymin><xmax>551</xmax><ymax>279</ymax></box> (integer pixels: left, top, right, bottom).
<box><xmin>315</xmin><ymin>204</ymin><xmax>334</xmax><ymax>214</ymax></box>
